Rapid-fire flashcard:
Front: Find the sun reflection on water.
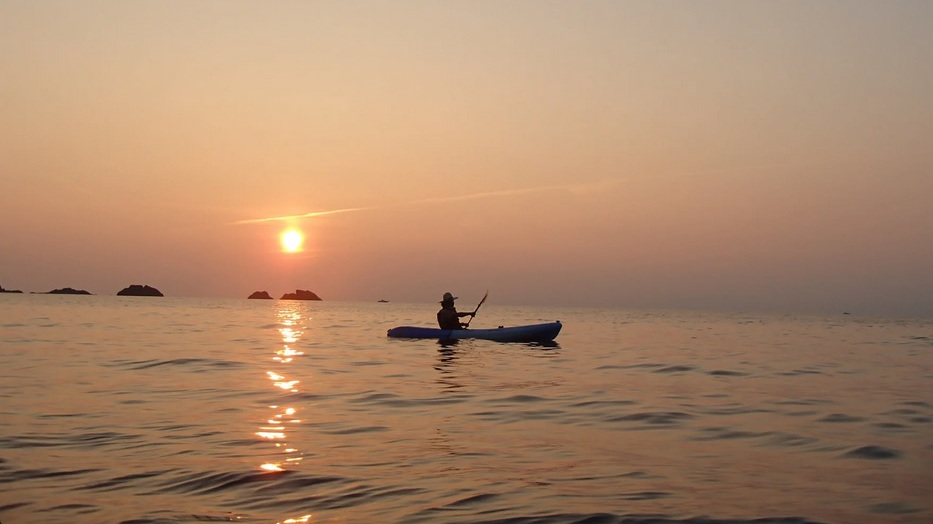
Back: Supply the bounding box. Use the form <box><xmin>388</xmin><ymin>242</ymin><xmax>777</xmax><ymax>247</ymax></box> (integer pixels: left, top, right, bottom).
<box><xmin>255</xmin><ymin>302</ymin><xmax>308</xmax><ymax>474</ymax></box>
<box><xmin>278</xmin><ymin>515</ymin><xmax>312</xmax><ymax>524</ymax></box>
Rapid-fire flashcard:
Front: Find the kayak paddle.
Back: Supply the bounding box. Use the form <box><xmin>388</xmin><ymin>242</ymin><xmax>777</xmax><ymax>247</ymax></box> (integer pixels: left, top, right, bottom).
<box><xmin>465</xmin><ymin>290</ymin><xmax>488</xmax><ymax>327</ymax></box>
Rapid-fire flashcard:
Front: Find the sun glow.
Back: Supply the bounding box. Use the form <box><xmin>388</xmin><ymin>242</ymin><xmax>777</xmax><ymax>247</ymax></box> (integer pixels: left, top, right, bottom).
<box><xmin>280</xmin><ymin>229</ymin><xmax>304</xmax><ymax>253</ymax></box>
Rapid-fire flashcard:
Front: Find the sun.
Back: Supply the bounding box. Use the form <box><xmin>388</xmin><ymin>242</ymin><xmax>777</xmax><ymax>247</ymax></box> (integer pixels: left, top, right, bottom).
<box><xmin>280</xmin><ymin>229</ymin><xmax>304</xmax><ymax>253</ymax></box>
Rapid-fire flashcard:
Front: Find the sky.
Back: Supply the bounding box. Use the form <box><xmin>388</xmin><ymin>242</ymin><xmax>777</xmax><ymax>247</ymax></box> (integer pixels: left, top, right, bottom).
<box><xmin>1</xmin><ymin>1</ymin><xmax>931</xmax><ymax>316</ymax></box>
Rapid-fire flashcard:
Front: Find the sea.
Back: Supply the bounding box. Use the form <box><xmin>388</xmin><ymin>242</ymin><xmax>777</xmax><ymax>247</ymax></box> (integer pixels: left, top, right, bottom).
<box><xmin>0</xmin><ymin>295</ymin><xmax>930</xmax><ymax>524</ymax></box>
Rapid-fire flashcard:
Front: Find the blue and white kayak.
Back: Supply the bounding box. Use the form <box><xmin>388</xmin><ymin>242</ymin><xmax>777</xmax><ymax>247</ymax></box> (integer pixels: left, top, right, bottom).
<box><xmin>387</xmin><ymin>321</ymin><xmax>561</xmax><ymax>343</ymax></box>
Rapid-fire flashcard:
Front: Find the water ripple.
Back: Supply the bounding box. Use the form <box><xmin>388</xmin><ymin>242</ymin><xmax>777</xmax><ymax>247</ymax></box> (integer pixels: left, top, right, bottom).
<box><xmin>608</xmin><ymin>411</ymin><xmax>694</xmax><ymax>426</ymax></box>
<box><xmin>842</xmin><ymin>445</ymin><xmax>902</xmax><ymax>460</ymax></box>
<box><xmin>122</xmin><ymin>358</ymin><xmax>245</xmax><ymax>370</ymax></box>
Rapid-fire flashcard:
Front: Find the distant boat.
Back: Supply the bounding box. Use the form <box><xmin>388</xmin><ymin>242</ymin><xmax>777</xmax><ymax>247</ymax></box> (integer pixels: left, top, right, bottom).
<box><xmin>378</xmin><ymin>299</ymin><xmax>390</xmax><ymax>303</ymax></box>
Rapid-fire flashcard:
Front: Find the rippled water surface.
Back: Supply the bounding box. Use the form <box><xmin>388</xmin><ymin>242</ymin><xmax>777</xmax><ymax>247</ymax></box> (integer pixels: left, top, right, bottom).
<box><xmin>0</xmin><ymin>295</ymin><xmax>930</xmax><ymax>524</ymax></box>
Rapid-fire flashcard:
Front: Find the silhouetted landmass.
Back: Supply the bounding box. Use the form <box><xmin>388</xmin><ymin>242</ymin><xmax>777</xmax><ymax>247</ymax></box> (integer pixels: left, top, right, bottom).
<box><xmin>47</xmin><ymin>287</ymin><xmax>92</xmax><ymax>295</ymax></box>
<box><xmin>248</xmin><ymin>291</ymin><xmax>273</xmax><ymax>299</ymax></box>
<box><xmin>0</xmin><ymin>285</ymin><xmax>23</xmax><ymax>293</ymax></box>
<box><xmin>378</xmin><ymin>299</ymin><xmax>389</xmax><ymax>303</ymax></box>
<box><xmin>281</xmin><ymin>289</ymin><xmax>322</xmax><ymax>301</ymax></box>
<box><xmin>117</xmin><ymin>284</ymin><xmax>164</xmax><ymax>297</ymax></box>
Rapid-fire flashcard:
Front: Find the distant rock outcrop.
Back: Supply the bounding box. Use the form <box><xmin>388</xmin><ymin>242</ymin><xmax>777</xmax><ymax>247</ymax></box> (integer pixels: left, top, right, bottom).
<box><xmin>280</xmin><ymin>289</ymin><xmax>322</xmax><ymax>301</ymax></box>
<box><xmin>47</xmin><ymin>287</ymin><xmax>92</xmax><ymax>295</ymax></box>
<box><xmin>248</xmin><ymin>291</ymin><xmax>273</xmax><ymax>299</ymax></box>
<box><xmin>0</xmin><ymin>285</ymin><xmax>23</xmax><ymax>294</ymax></box>
<box><xmin>117</xmin><ymin>284</ymin><xmax>164</xmax><ymax>297</ymax></box>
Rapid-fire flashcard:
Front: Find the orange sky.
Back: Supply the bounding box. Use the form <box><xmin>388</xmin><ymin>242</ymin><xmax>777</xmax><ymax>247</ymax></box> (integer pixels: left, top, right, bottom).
<box><xmin>1</xmin><ymin>1</ymin><xmax>931</xmax><ymax>315</ymax></box>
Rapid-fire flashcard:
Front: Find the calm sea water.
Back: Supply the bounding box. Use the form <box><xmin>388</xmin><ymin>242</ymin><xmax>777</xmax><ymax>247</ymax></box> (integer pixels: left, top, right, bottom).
<box><xmin>0</xmin><ymin>295</ymin><xmax>930</xmax><ymax>524</ymax></box>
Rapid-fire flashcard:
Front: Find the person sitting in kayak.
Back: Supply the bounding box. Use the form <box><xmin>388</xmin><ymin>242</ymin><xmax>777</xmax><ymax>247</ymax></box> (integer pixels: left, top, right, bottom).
<box><xmin>437</xmin><ymin>292</ymin><xmax>474</xmax><ymax>329</ymax></box>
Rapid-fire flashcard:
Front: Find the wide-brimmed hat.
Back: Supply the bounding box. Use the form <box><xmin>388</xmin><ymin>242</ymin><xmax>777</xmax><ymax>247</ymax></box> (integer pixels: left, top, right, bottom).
<box><xmin>440</xmin><ymin>292</ymin><xmax>457</xmax><ymax>303</ymax></box>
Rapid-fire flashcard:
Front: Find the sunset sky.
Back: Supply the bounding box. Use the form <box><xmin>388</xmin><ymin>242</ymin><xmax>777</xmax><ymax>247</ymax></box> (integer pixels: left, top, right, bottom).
<box><xmin>2</xmin><ymin>1</ymin><xmax>931</xmax><ymax>316</ymax></box>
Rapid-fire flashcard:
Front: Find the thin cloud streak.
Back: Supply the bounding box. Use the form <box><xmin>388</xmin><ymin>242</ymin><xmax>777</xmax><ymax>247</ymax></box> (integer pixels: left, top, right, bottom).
<box><xmin>230</xmin><ymin>161</ymin><xmax>814</xmax><ymax>226</ymax></box>
<box><xmin>231</xmin><ymin>180</ymin><xmax>621</xmax><ymax>225</ymax></box>
<box><xmin>231</xmin><ymin>207</ymin><xmax>368</xmax><ymax>225</ymax></box>
<box><xmin>408</xmin><ymin>183</ymin><xmax>584</xmax><ymax>205</ymax></box>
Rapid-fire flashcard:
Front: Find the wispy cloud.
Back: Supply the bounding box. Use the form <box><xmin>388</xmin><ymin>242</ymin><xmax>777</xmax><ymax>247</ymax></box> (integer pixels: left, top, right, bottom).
<box><xmin>231</xmin><ymin>207</ymin><xmax>368</xmax><ymax>225</ymax></box>
<box><xmin>231</xmin><ymin>180</ymin><xmax>619</xmax><ymax>225</ymax></box>
<box><xmin>407</xmin><ymin>184</ymin><xmax>574</xmax><ymax>205</ymax></box>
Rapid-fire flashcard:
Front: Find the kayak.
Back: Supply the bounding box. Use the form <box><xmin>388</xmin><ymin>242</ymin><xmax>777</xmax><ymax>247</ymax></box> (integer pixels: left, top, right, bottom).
<box><xmin>387</xmin><ymin>322</ymin><xmax>561</xmax><ymax>343</ymax></box>
<box><xmin>386</xmin><ymin>321</ymin><xmax>561</xmax><ymax>343</ymax></box>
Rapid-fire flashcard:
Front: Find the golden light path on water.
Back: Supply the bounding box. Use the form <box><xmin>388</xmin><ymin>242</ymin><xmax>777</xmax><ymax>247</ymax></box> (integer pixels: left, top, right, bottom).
<box><xmin>256</xmin><ymin>301</ymin><xmax>311</xmax><ymax>523</ymax></box>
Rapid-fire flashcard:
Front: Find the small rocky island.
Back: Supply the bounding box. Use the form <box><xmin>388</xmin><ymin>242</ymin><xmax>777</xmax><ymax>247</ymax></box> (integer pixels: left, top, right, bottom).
<box><xmin>0</xmin><ymin>284</ymin><xmax>23</xmax><ymax>294</ymax></box>
<box><xmin>248</xmin><ymin>291</ymin><xmax>273</xmax><ymax>299</ymax></box>
<box><xmin>280</xmin><ymin>289</ymin><xmax>322</xmax><ymax>301</ymax></box>
<box><xmin>117</xmin><ymin>284</ymin><xmax>164</xmax><ymax>297</ymax></box>
<box><xmin>46</xmin><ymin>287</ymin><xmax>92</xmax><ymax>295</ymax></box>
